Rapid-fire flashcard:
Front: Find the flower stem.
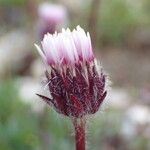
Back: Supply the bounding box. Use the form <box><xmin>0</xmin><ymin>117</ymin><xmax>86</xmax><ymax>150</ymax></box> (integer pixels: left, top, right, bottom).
<box><xmin>73</xmin><ymin>118</ymin><xmax>86</xmax><ymax>150</ymax></box>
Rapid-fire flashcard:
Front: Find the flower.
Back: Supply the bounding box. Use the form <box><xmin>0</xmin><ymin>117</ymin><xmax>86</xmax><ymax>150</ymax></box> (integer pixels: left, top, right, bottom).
<box><xmin>35</xmin><ymin>26</ymin><xmax>107</xmax><ymax>118</ymax></box>
<box><xmin>37</xmin><ymin>3</ymin><xmax>67</xmax><ymax>40</ymax></box>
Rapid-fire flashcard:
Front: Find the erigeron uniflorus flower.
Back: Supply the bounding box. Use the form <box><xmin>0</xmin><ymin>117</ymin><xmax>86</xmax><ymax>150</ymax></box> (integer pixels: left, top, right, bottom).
<box><xmin>35</xmin><ymin>26</ymin><xmax>107</xmax><ymax>118</ymax></box>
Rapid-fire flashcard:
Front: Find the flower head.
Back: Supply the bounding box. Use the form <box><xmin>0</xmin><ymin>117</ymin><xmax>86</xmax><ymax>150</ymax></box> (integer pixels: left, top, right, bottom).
<box><xmin>35</xmin><ymin>26</ymin><xmax>107</xmax><ymax>118</ymax></box>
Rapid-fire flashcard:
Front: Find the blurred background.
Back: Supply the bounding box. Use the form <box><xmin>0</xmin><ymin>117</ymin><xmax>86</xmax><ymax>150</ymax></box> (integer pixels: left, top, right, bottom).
<box><xmin>0</xmin><ymin>0</ymin><xmax>150</xmax><ymax>150</ymax></box>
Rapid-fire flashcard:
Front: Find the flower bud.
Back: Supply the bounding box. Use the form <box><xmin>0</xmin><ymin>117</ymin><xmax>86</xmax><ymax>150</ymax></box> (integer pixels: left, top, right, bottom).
<box><xmin>35</xmin><ymin>26</ymin><xmax>107</xmax><ymax>118</ymax></box>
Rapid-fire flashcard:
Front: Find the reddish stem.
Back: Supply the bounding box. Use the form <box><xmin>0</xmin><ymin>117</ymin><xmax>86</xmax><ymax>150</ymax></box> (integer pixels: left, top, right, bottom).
<box><xmin>73</xmin><ymin>118</ymin><xmax>86</xmax><ymax>150</ymax></box>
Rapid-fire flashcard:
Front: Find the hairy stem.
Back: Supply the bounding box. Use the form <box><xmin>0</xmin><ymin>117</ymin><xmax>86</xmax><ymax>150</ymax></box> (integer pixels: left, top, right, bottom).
<box><xmin>73</xmin><ymin>118</ymin><xmax>86</xmax><ymax>150</ymax></box>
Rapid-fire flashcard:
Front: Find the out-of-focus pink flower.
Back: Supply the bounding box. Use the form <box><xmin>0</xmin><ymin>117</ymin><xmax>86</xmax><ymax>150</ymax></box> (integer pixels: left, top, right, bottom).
<box><xmin>35</xmin><ymin>26</ymin><xmax>107</xmax><ymax>118</ymax></box>
<box><xmin>38</xmin><ymin>3</ymin><xmax>66</xmax><ymax>24</ymax></box>
<box><xmin>37</xmin><ymin>2</ymin><xmax>67</xmax><ymax>40</ymax></box>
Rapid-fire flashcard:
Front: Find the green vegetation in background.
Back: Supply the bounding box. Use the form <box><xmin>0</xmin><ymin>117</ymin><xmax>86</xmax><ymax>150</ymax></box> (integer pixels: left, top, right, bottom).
<box><xmin>141</xmin><ymin>0</ymin><xmax>150</xmax><ymax>25</ymax></box>
<box><xmin>0</xmin><ymin>0</ymin><xmax>26</xmax><ymax>6</ymax></box>
<box><xmin>0</xmin><ymin>80</ymin><xmax>40</xmax><ymax>150</ymax></box>
<box><xmin>98</xmin><ymin>0</ymin><xmax>150</xmax><ymax>45</ymax></box>
<box><xmin>99</xmin><ymin>0</ymin><xmax>138</xmax><ymax>45</ymax></box>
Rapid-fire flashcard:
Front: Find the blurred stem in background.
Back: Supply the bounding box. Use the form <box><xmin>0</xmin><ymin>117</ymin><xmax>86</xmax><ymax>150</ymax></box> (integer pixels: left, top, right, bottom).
<box><xmin>25</xmin><ymin>0</ymin><xmax>37</xmax><ymax>21</ymax></box>
<box><xmin>88</xmin><ymin>0</ymin><xmax>101</xmax><ymax>47</ymax></box>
